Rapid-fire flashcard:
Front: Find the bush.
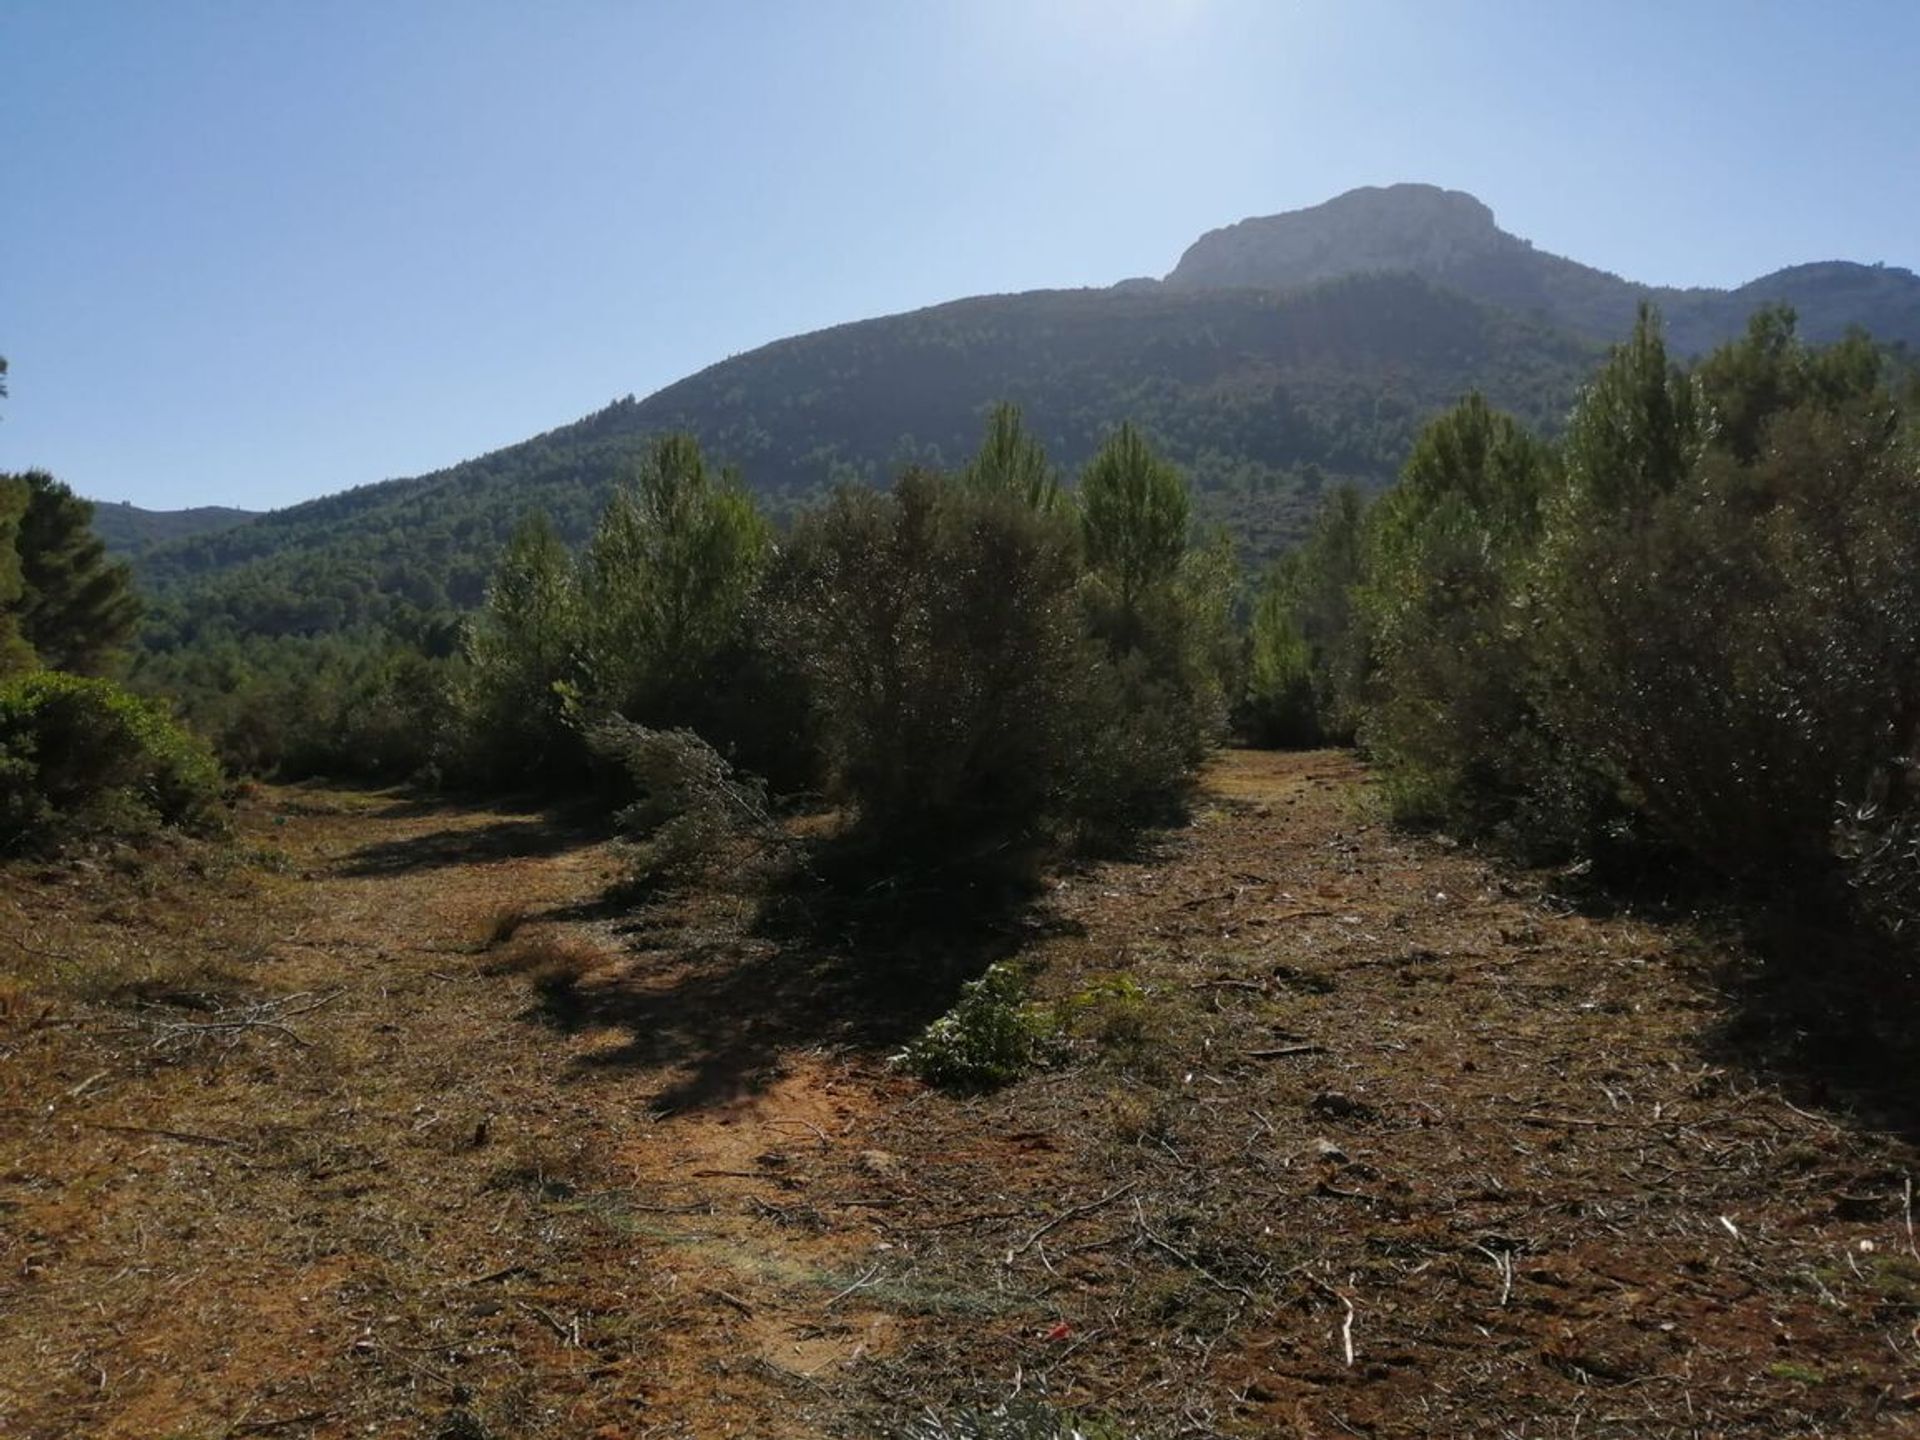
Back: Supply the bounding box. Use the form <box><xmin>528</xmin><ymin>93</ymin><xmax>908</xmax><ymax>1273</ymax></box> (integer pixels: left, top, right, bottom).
<box><xmin>586</xmin><ymin>715</ymin><xmax>776</xmax><ymax>888</ymax></box>
<box><xmin>1243</xmin><ymin>485</ymin><xmax>1369</xmax><ymax>748</ymax></box>
<box><xmin>898</xmin><ymin>961</ymin><xmax>1055</xmax><ymax>1091</ymax></box>
<box><xmin>1529</xmin><ymin>314</ymin><xmax>1918</xmax><ymax>885</ymax></box>
<box><xmin>1356</xmin><ymin>395</ymin><xmax>1559</xmax><ymax>836</ymax></box>
<box><xmin>780</xmin><ymin>471</ymin><xmax>1094</xmax><ymax>857</ymax></box>
<box><xmin>0</xmin><ymin>672</ymin><xmax>225</xmax><ymax>852</ymax></box>
<box><xmin>1354</xmin><ymin>307</ymin><xmax>1920</xmax><ymax>924</ymax></box>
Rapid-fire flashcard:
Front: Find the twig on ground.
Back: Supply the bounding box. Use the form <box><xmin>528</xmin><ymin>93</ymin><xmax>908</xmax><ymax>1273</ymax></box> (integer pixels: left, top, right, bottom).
<box><xmin>824</xmin><ymin>1264</ymin><xmax>885</xmax><ymax>1308</ymax></box>
<box><xmin>84</xmin><ymin>1121</ymin><xmax>244</xmax><ymax>1149</ymax></box>
<box><xmin>516</xmin><ymin>1299</ymin><xmax>577</xmax><ymax>1344</ymax></box>
<box><xmin>1474</xmin><ymin>1244</ymin><xmax>1515</xmax><ymax>1306</ymax></box>
<box><xmin>1006</xmin><ymin>1181</ymin><xmax>1138</xmax><ymax>1263</ymax></box>
<box><xmin>1905</xmin><ymin>1176</ymin><xmax>1917</xmax><ymax>1264</ymax></box>
<box><xmin>1133</xmin><ymin>1197</ymin><xmax>1255</xmax><ymax>1305</ymax></box>
<box><xmin>462</xmin><ymin>1263</ymin><xmax>529</xmax><ymax>1286</ymax></box>
<box><xmin>1308</xmin><ymin>1275</ymin><xmax>1357</xmax><ymax>1366</ymax></box>
<box><xmin>701</xmin><ymin>1286</ymin><xmax>755</xmax><ymax>1318</ymax></box>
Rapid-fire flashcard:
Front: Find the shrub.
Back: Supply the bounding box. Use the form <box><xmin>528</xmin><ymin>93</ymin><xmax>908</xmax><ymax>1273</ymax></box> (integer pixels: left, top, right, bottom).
<box><xmin>0</xmin><ymin>672</ymin><xmax>225</xmax><ymax>852</ymax></box>
<box><xmin>1243</xmin><ymin>485</ymin><xmax>1370</xmax><ymax>748</ymax></box>
<box><xmin>898</xmin><ymin>961</ymin><xmax>1055</xmax><ymax>1091</ymax></box>
<box><xmin>780</xmin><ymin>472</ymin><xmax>1093</xmax><ymax>857</ymax></box>
<box><xmin>586</xmin><ymin>715</ymin><xmax>775</xmax><ymax>888</ymax></box>
<box><xmin>1356</xmin><ymin>395</ymin><xmax>1559</xmax><ymax>836</ymax></box>
<box><xmin>1530</xmin><ymin>314</ymin><xmax>1919</xmax><ymax>885</ymax></box>
<box><xmin>1356</xmin><ymin>306</ymin><xmax>1920</xmax><ymax>921</ymax></box>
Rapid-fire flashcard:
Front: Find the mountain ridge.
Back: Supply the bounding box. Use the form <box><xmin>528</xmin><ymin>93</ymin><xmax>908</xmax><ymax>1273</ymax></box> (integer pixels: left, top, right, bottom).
<box><xmin>1160</xmin><ymin>182</ymin><xmax>1920</xmax><ymax>353</ymax></box>
<box><xmin>129</xmin><ymin>184</ymin><xmax>1920</xmax><ymax>645</ymax></box>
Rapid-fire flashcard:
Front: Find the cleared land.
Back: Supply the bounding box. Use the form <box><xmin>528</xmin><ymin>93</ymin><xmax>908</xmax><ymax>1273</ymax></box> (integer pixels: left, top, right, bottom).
<box><xmin>2</xmin><ymin>751</ymin><xmax>1917</xmax><ymax>1437</ymax></box>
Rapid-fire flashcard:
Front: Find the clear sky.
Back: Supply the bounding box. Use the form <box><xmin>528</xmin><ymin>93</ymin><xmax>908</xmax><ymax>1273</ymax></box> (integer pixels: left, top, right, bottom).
<box><xmin>3</xmin><ymin>0</ymin><xmax>1916</xmax><ymax>511</ymax></box>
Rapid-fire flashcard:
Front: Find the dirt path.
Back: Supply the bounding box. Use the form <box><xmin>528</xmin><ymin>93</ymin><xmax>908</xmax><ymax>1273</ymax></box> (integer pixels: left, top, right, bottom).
<box><xmin>2</xmin><ymin>754</ymin><xmax>1917</xmax><ymax>1438</ymax></box>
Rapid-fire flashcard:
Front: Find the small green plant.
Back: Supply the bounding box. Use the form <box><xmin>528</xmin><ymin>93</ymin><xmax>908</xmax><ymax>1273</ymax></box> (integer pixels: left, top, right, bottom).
<box><xmin>899</xmin><ymin>962</ymin><xmax>1055</xmax><ymax>1091</ymax></box>
<box><xmin>1060</xmin><ymin>973</ymin><xmax>1169</xmax><ymax>1070</ymax></box>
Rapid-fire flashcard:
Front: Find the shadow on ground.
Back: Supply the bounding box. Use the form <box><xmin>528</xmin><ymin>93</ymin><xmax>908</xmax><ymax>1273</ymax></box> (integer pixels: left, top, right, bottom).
<box><xmin>1700</xmin><ymin>906</ymin><xmax>1920</xmax><ymax>1142</ymax></box>
<box><xmin>339</xmin><ymin>809</ymin><xmax>605</xmax><ymax>877</ymax></box>
<box><xmin>527</xmin><ymin>839</ymin><xmax>1083</xmax><ymax>1112</ymax></box>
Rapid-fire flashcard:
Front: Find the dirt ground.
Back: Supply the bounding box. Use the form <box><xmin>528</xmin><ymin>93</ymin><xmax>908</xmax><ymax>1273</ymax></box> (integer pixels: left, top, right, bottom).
<box><xmin>3</xmin><ymin>750</ymin><xmax>1918</xmax><ymax>1438</ymax></box>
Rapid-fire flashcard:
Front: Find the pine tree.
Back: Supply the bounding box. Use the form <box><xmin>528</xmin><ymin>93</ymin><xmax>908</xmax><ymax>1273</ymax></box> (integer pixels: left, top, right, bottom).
<box><xmin>0</xmin><ymin>477</ymin><xmax>36</xmax><ymax>676</ymax></box>
<box><xmin>8</xmin><ymin>471</ymin><xmax>142</xmax><ymax>675</ymax></box>
<box><xmin>1078</xmin><ymin>422</ymin><xmax>1189</xmax><ymax>640</ymax></box>
<box><xmin>460</xmin><ymin>511</ymin><xmax>583</xmax><ymax>778</ymax></box>
<box><xmin>580</xmin><ymin>434</ymin><xmax>770</xmax><ymax>721</ymax></box>
<box><xmin>962</xmin><ymin>403</ymin><xmax>1062</xmax><ymax>513</ymax></box>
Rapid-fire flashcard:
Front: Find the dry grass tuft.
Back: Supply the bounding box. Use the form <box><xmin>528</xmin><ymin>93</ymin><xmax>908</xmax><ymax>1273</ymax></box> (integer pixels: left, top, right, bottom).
<box><xmin>488</xmin><ymin>929</ymin><xmax>615</xmax><ymax>995</ymax></box>
<box><xmin>479</xmin><ymin>899</ymin><xmax>535</xmax><ymax>949</ymax></box>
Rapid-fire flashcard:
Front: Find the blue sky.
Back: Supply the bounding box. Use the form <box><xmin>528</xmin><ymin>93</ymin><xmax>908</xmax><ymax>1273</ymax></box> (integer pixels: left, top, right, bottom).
<box><xmin>3</xmin><ymin>0</ymin><xmax>1916</xmax><ymax>510</ymax></box>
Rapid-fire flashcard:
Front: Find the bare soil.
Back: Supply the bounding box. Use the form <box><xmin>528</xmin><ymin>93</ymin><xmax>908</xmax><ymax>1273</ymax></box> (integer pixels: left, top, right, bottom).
<box><xmin>3</xmin><ymin>751</ymin><xmax>1918</xmax><ymax>1437</ymax></box>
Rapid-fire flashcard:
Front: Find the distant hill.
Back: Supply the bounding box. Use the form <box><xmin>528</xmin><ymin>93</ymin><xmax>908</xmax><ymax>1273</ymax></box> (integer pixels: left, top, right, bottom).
<box><xmin>89</xmin><ymin>501</ymin><xmax>258</xmax><ymax>554</ymax></box>
<box><xmin>1162</xmin><ymin>183</ymin><xmax>1920</xmax><ymax>355</ymax></box>
<box><xmin>133</xmin><ymin>184</ymin><xmax>1918</xmax><ymax>647</ymax></box>
<box><xmin>135</xmin><ymin>273</ymin><xmax>1598</xmax><ymax>643</ymax></box>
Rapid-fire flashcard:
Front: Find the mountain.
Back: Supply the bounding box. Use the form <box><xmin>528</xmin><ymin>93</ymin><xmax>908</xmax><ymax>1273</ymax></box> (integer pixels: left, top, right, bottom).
<box><xmin>131</xmin><ymin>184</ymin><xmax>1918</xmax><ymax>647</ymax></box>
<box><xmin>89</xmin><ymin>501</ymin><xmax>259</xmax><ymax>555</ymax></box>
<box><xmin>1163</xmin><ymin>183</ymin><xmax>1920</xmax><ymax>355</ymax></box>
<box><xmin>135</xmin><ymin>273</ymin><xmax>1598</xmax><ymax>644</ymax></box>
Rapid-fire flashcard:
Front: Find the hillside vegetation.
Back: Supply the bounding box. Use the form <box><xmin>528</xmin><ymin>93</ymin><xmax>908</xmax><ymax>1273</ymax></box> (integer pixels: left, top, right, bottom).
<box><xmin>88</xmin><ymin>501</ymin><xmax>258</xmax><ymax>555</ymax></box>
<box><xmin>124</xmin><ymin>185</ymin><xmax>1920</xmax><ymax>664</ymax></box>
<box><xmin>133</xmin><ymin>274</ymin><xmax>1595</xmax><ymax>648</ymax></box>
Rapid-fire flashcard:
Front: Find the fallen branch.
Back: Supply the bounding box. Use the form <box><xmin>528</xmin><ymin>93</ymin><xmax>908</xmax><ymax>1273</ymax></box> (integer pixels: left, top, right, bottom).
<box><xmin>1245</xmin><ymin>1044</ymin><xmax>1329</xmax><ymax>1059</ymax></box>
<box><xmin>701</xmin><ymin>1286</ymin><xmax>755</xmax><ymax>1318</ymax></box>
<box><xmin>1133</xmin><ymin>1197</ymin><xmax>1255</xmax><ymax>1305</ymax></box>
<box><xmin>1005</xmin><ymin>1181</ymin><xmax>1137</xmax><ymax>1263</ymax></box>
<box><xmin>823</xmin><ymin>1263</ymin><xmax>885</xmax><ymax>1308</ymax></box>
<box><xmin>84</xmin><ymin>1121</ymin><xmax>244</xmax><ymax>1149</ymax></box>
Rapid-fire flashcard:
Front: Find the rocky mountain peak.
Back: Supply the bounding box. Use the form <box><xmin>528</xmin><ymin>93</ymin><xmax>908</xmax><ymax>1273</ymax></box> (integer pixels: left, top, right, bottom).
<box><xmin>1164</xmin><ymin>183</ymin><xmax>1514</xmax><ymax>291</ymax></box>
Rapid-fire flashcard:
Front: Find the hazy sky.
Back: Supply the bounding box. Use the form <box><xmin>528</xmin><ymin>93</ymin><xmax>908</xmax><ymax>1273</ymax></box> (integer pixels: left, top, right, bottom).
<box><xmin>4</xmin><ymin>1</ymin><xmax>1916</xmax><ymax>510</ymax></box>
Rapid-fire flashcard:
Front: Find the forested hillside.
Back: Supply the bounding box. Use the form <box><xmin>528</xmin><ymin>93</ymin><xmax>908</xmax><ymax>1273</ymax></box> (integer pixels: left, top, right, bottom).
<box><xmin>88</xmin><ymin>501</ymin><xmax>258</xmax><ymax>555</ymax></box>
<box><xmin>126</xmin><ymin>183</ymin><xmax>1919</xmax><ymax>656</ymax></box>
<box><xmin>135</xmin><ymin>273</ymin><xmax>1596</xmax><ymax>647</ymax></box>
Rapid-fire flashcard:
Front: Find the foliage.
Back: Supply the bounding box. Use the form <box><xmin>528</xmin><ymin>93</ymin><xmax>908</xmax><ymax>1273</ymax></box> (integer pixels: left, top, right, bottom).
<box><xmin>130</xmin><ymin>630</ymin><xmax>460</xmax><ymax>781</ymax></box>
<box><xmin>126</xmin><ymin>274</ymin><xmax>1599</xmax><ymax>652</ymax></box>
<box><xmin>586</xmin><ymin>716</ymin><xmax>775</xmax><ymax>888</ymax></box>
<box><xmin>1242</xmin><ymin>484</ymin><xmax>1369</xmax><ymax>747</ymax></box>
<box><xmin>779</xmin><ymin>470</ymin><xmax>1092</xmax><ymax>854</ymax></box>
<box><xmin>1069</xmin><ymin>429</ymin><xmax>1233</xmax><ymax>831</ymax></box>
<box><xmin>0</xmin><ymin>477</ymin><xmax>34</xmax><ymax>677</ymax></box>
<box><xmin>578</xmin><ymin>435</ymin><xmax>772</xmax><ymax>724</ymax></box>
<box><xmin>89</xmin><ymin>502</ymin><xmax>257</xmax><ymax>555</ymax></box>
<box><xmin>963</xmin><ymin>403</ymin><xmax>1064</xmax><ymax>513</ymax></box>
<box><xmin>1356</xmin><ymin>395</ymin><xmax>1556</xmax><ymax>829</ymax></box>
<box><xmin>1080</xmin><ymin>423</ymin><xmax>1190</xmax><ymax>639</ymax></box>
<box><xmin>780</xmin><ymin>418</ymin><xmax>1222</xmax><ymax>863</ymax></box>
<box><xmin>9</xmin><ymin>471</ymin><xmax>143</xmax><ymax>675</ymax></box>
<box><xmin>0</xmin><ymin>672</ymin><xmax>224</xmax><ymax>852</ymax></box>
<box><xmin>457</xmin><ymin>512</ymin><xmax>585</xmax><ymax>784</ymax></box>
<box><xmin>898</xmin><ymin>962</ymin><xmax>1055</xmax><ymax>1092</ymax></box>
<box><xmin>1347</xmin><ymin>306</ymin><xmax>1920</xmax><ymax>937</ymax></box>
